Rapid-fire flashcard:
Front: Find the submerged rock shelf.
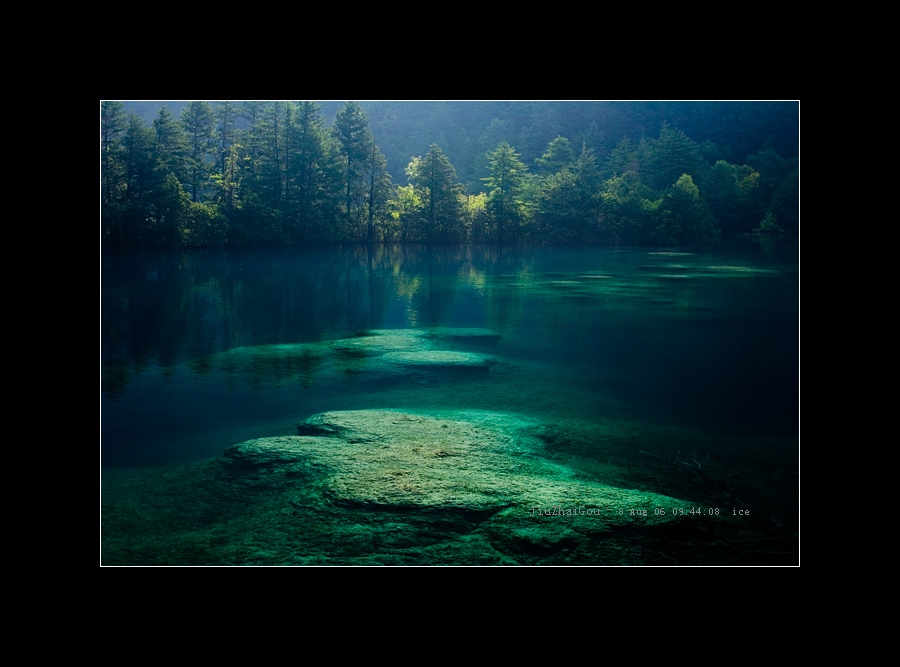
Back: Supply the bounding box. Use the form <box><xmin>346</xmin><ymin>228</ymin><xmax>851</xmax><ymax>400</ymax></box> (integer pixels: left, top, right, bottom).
<box><xmin>102</xmin><ymin>408</ymin><xmax>745</xmax><ymax>565</ymax></box>
<box><xmin>102</xmin><ymin>325</ymin><xmax>797</xmax><ymax>566</ymax></box>
<box><xmin>207</xmin><ymin>328</ymin><xmax>500</xmax><ymax>384</ymax></box>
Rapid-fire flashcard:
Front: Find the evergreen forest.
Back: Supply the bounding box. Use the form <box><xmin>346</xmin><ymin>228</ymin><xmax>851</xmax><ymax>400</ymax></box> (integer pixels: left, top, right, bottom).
<box><xmin>100</xmin><ymin>101</ymin><xmax>799</xmax><ymax>248</ymax></box>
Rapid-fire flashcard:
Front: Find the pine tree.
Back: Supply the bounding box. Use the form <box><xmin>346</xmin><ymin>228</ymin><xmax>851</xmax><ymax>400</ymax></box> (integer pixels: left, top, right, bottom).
<box><xmin>122</xmin><ymin>113</ymin><xmax>157</xmax><ymax>204</ymax></box>
<box><xmin>152</xmin><ymin>107</ymin><xmax>187</xmax><ymax>182</ymax></box>
<box><xmin>333</xmin><ymin>102</ymin><xmax>374</xmax><ymax>234</ymax></box>
<box><xmin>180</xmin><ymin>101</ymin><xmax>215</xmax><ymax>202</ymax></box>
<box><xmin>407</xmin><ymin>144</ymin><xmax>462</xmax><ymax>243</ymax></box>
<box><xmin>116</xmin><ymin>114</ymin><xmax>168</xmax><ymax>245</ymax></box>
<box><xmin>647</xmin><ymin>122</ymin><xmax>703</xmax><ymax>191</ymax></box>
<box><xmin>603</xmin><ymin>136</ymin><xmax>640</xmax><ymax>179</ymax></box>
<box><xmin>214</xmin><ymin>101</ymin><xmax>239</xmax><ymax>176</ymax></box>
<box><xmin>534</xmin><ymin>136</ymin><xmax>575</xmax><ymax>175</ymax></box>
<box><xmin>101</xmin><ymin>101</ymin><xmax>127</xmax><ymax>206</ymax></box>
<box><xmin>240</xmin><ymin>101</ymin><xmax>266</xmax><ymax>178</ymax></box>
<box><xmin>482</xmin><ymin>141</ymin><xmax>526</xmax><ymax>242</ymax></box>
<box><xmin>536</xmin><ymin>144</ymin><xmax>601</xmax><ymax>241</ymax></box>
<box><xmin>653</xmin><ymin>173</ymin><xmax>718</xmax><ymax>245</ymax></box>
<box><xmin>285</xmin><ymin>101</ymin><xmax>334</xmax><ymax>242</ymax></box>
<box><xmin>364</xmin><ymin>142</ymin><xmax>392</xmax><ymax>244</ymax></box>
<box><xmin>257</xmin><ymin>102</ymin><xmax>288</xmax><ymax>212</ymax></box>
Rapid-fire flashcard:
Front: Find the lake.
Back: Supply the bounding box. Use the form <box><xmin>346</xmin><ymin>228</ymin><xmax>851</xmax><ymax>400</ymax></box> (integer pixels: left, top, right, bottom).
<box><xmin>101</xmin><ymin>241</ymin><xmax>799</xmax><ymax>565</ymax></box>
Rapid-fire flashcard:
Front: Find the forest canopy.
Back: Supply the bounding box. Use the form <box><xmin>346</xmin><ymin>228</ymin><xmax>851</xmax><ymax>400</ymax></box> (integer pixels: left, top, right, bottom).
<box><xmin>101</xmin><ymin>101</ymin><xmax>798</xmax><ymax>248</ymax></box>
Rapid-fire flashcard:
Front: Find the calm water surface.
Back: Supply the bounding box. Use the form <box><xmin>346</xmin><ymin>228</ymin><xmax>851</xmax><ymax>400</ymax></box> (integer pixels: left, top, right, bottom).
<box><xmin>101</xmin><ymin>242</ymin><xmax>798</xmax><ymax>469</ymax></box>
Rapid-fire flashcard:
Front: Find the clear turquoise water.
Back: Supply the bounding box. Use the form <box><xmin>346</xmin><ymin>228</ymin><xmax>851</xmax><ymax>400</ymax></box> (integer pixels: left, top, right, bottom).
<box><xmin>103</xmin><ymin>243</ymin><xmax>797</xmax><ymax>462</ymax></box>
<box><xmin>101</xmin><ymin>241</ymin><xmax>799</xmax><ymax>563</ymax></box>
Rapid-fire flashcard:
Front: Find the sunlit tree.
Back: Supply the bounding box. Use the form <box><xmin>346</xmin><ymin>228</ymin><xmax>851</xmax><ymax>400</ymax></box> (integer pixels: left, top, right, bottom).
<box><xmin>407</xmin><ymin>144</ymin><xmax>463</xmax><ymax>243</ymax></box>
<box><xmin>653</xmin><ymin>173</ymin><xmax>718</xmax><ymax>245</ymax></box>
<box><xmin>534</xmin><ymin>136</ymin><xmax>575</xmax><ymax>175</ymax></box>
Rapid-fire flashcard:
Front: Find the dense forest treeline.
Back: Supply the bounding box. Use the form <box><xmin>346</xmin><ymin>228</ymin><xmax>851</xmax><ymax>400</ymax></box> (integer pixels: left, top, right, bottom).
<box><xmin>101</xmin><ymin>101</ymin><xmax>799</xmax><ymax>248</ymax></box>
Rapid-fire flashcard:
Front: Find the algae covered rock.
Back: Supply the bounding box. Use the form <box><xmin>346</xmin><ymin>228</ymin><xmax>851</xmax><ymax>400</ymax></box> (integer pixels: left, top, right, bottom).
<box><xmin>331</xmin><ymin>329</ymin><xmax>432</xmax><ymax>355</ymax></box>
<box><xmin>106</xmin><ymin>409</ymin><xmax>718</xmax><ymax>565</ymax></box>
<box><xmin>379</xmin><ymin>350</ymin><xmax>496</xmax><ymax>370</ymax></box>
<box><xmin>206</xmin><ymin>328</ymin><xmax>502</xmax><ymax>386</ymax></box>
<box><xmin>245</xmin><ymin>408</ymin><xmax>689</xmax><ymax>523</ymax></box>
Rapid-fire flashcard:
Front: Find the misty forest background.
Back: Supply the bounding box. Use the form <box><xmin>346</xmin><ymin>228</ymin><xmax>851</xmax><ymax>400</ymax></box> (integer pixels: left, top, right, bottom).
<box><xmin>100</xmin><ymin>101</ymin><xmax>799</xmax><ymax>248</ymax></box>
